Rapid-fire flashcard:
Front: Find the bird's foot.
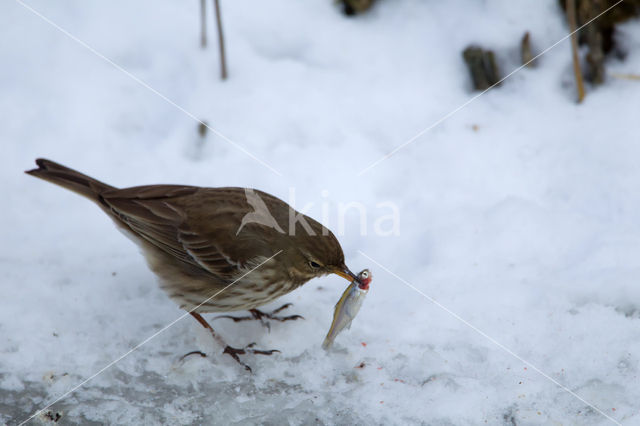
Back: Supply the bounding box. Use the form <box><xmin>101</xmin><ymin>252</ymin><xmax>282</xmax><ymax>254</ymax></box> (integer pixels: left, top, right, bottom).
<box><xmin>214</xmin><ymin>303</ymin><xmax>304</xmax><ymax>332</ymax></box>
<box><xmin>251</xmin><ymin>303</ymin><xmax>305</xmax><ymax>331</ymax></box>
<box><xmin>185</xmin><ymin>312</ymin><xmax>278</xmax><ymax>372</ymax></box>
<box><xmin>179</xmin><ymin>344</ymin><xmax>279</xmax><ymax>372</ymax></box>
<box><xmin>223</xmin><ymin>343</ymin><xmax>280</xmax><ymax>372</ymax></box>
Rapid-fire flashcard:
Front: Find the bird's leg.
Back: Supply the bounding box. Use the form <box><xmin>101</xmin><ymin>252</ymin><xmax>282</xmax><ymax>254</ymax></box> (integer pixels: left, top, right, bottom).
<box><xmin>185</xmin><ymin>312</ymin><xmax>279</xmax><ymax>372</ymax></box>
<box><xmin>213</xmin><ymin>303</ymin><xmax>304</xmax><ymax>332</ymax></box>
<box><xmin>190</xmin><ymin>311</ymin><xmax>227</xmax><ymax>347</ymax></box>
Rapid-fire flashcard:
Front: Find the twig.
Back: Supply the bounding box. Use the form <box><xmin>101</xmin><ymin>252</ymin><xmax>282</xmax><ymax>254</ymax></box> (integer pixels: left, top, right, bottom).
<box><xmin>200</xmin><ymin>0</ymin><xmax>207</xmax><ymax>48</ymax></box>
<box><xmin>521</xmin><ymin>32</ymin><xmax>535</xmax><ymax>67</ymax></box>
<box><xmin>610</xmin><ymin>73</ymin><xmax>640</xmax><ymax>81</ymax></box>
<box><xmin>213</xmin><ymin>0</ymin><xmax>227</xmax><ymax>80</ymax></box>
<box><xmin>567</xmin><ymin>0</ymin><xmax>585</xmax><ymax>103</ymax></box>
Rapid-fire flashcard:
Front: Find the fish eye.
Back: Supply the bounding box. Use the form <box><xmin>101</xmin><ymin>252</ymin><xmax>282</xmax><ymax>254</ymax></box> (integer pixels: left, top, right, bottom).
<box><xmin>361</xmin><ymin>270</ymin><xmax>369</xmax><ymax>279</ymax></box>
<box><xmin>309</xmin><ymin>261</ymin><xmax>321</xmax><ymax>269</ymax></box>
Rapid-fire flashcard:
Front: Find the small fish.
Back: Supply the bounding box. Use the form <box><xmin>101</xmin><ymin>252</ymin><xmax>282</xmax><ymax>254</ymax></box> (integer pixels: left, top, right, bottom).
<box><xmin>322</xmin><ymin>269</ymin><xmax>372</xmax><ymax>350</ymax></box>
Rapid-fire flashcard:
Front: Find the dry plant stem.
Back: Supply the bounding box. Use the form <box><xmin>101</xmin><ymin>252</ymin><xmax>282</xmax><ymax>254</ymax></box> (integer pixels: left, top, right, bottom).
<box><xmin>213</xmin><ymin>0</ymin><xmax>228</xmax><ymax>80</ymax></box>
<box><xmin>200</xmin><ymin>0</ymin><xmax>207</xmax><ymax>48</ymax></box>
<box><xmin>567</xmin><ymin>0</ymin><xmax>586</xmax><ymax>102</ymax></box>
<box><xmin>610</xmin><ymin>73</ymin><xmax>640</xmax><ymax>81</ymax></box>
<box><xmin>521</xmin><ymin>32</ymin><xmax>534</xmax><ymax>67</ymax></box>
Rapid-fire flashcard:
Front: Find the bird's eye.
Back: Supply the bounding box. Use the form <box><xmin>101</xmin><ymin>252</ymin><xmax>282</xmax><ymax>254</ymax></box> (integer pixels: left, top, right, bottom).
<box><xmin>361</xmin><ymin>271</ymin><xmax>369</xmax><ymax>279</ymax></box>
<box><xmin>309</xmin><ymin>261</ymin><xmax>321</xmax><ymax>269</ymax></box>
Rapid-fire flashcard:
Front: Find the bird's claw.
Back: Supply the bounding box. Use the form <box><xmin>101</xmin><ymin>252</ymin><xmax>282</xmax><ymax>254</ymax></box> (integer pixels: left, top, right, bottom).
<box><xmin>179</xmin><ymin>345</ymin><xmax>279</xmax><ymax>372</ymax></box>
<box><xmin>213</xmin><ymin>303</ymin><xmax>305</xmax><ymax>333</ymax></box>
<box><xmin>271</xmin><ymin>302</ymin><xmax>293</xmax><ymax>314</ymax></box>
<box><xmin>249</xmin><ymin>304</ymin><xmax>305</xmax><ymax>332</ymax></box>
<box><xmin>244</xmin><ymin>342</ymin><xmax>280</xmax><ymax>356</ymax></box>
<box><xmin>223</xmin><ymin>343</ymin><xmax>280</xmax><ymax>372</ymax></box>
<box><xmin>178</xmin><ymin>350</ymin><xmax>207</xmax><ymax>363</ymax></box>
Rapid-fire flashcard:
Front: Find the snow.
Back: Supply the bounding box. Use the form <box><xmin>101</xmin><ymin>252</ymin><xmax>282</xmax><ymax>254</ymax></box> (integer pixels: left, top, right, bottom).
<box><xmin>2</xmin><ymin>0</ymin><xmax>640</xmax><ymax>424</ymax></box>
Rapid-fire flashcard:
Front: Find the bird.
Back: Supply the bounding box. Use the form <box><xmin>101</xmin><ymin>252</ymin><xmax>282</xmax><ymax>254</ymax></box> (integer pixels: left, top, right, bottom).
<box><xmin>26</xmin><ymin>158</ymin><xmax>359</xmax><ymax>371</ymax></box>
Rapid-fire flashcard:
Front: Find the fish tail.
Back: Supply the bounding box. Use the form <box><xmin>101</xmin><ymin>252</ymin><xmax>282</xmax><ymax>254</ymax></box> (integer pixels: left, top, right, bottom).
<box><xmin>321</xmin><ymin>335</ymin><xmax>333</xmax><ymax>350</ymax></box>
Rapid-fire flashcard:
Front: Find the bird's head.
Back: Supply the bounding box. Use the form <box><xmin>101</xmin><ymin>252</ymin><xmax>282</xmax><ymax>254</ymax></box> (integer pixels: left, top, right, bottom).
<box><xmin>283</xmin><ymin>218</ymin><xmax>358</xmax><ymax>285</ymax></box>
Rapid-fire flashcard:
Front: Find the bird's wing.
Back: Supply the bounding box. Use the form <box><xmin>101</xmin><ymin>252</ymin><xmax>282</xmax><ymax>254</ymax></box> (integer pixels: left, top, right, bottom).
<box><xmin>100</xmin><ymin>185</ymin><xmax>255</xmax><ymax>281</ymax></box>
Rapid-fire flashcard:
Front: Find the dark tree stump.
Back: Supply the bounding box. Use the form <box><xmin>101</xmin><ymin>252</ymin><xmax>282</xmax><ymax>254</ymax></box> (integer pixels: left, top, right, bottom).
<box><xmin>463</xmin><ymin>46</ymin><xmax>501</xmax><ymax>91</ymax></box>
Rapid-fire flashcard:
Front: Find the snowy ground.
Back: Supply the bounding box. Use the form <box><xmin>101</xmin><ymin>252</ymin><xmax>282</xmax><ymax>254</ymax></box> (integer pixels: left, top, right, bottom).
<box><xmin>2</xmin><ymin>0</ymin><xmax>640</xmax><ymax>424</ymax></box>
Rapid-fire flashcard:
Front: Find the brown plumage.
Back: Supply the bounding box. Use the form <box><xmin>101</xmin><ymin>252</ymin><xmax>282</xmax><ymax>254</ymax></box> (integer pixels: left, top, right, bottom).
<box><xmin>26</xmin><ymin>158</ymin><xmax>358</xmax><ymax>370</ymax></box>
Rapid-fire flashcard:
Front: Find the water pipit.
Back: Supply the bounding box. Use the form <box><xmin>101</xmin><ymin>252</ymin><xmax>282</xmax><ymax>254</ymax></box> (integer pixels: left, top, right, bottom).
<box><xmin>26</xmin><ymin>159</ymin><xmax>358</xmax><ymax>371</ymax></box>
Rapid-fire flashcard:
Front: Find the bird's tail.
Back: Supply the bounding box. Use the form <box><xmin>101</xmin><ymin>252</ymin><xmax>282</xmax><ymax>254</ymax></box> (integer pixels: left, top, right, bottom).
<box><xmin>25</xmin><ymin>158</ymin><xmax>115</xmax><ymax>202</ymax></box>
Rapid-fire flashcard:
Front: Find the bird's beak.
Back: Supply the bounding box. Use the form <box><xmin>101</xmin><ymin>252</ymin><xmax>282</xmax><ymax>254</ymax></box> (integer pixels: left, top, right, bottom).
<box><xmin>332</xmin><ymin>265</ymin><xmax>358</xmax><ymax>282</ymax></box>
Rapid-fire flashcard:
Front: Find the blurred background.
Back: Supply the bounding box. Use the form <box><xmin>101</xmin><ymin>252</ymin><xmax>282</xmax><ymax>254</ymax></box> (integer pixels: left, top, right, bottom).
<box><xmin>2</xmin><ymin>0</ymin><xmax>640</xmax><ymax>424</ymax></box>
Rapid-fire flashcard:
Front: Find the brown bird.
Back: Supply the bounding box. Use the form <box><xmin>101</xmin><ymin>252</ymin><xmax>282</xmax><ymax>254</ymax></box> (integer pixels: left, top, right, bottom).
<box><xmin>26</xmin><ymin>158</ymin><xmax>358</xmax><ymax>370</ymax></box>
